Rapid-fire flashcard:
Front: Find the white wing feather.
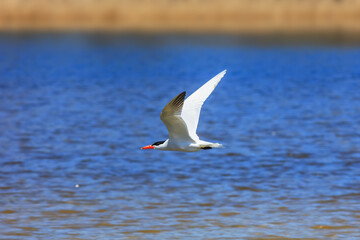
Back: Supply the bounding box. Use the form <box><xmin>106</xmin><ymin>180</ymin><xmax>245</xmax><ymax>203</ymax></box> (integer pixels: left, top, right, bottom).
<box><xmin>160</xmin><ymin>92</ymin><xmax>195</xmax><ymax>142</ymax></box>
<box><xmin>181</xmin><ymin>70</ymin><xmax>226</xmax><ymax>141</ymax></box>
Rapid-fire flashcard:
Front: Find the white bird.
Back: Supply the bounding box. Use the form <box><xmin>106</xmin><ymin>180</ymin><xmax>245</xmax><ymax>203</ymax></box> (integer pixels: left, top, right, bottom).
<box><xmin>141</xmin><ymin>70</ymin><xmax>226</xmax><ymax>152</ymax></box>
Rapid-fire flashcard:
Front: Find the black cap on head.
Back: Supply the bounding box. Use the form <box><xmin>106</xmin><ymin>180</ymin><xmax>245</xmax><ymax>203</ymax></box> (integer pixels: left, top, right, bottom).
<box><xmin>152</xmin><ymin>141</ymin><xmax>165</xmax><ymax>146</ymax></box>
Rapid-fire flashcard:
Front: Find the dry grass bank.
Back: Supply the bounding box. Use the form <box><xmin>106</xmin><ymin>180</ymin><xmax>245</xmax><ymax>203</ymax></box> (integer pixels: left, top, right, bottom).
<box><xmin>1</xmin><ymin>0</ymin><xmax>360</xmax><ymax>33</ymax></box>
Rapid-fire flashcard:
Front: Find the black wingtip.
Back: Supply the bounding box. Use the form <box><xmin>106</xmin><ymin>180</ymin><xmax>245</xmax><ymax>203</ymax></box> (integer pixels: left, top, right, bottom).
<box><xmin>180</xmin><ymin>91</ymin><xmax>186</xmax><ymax>99</ymax></box>
<box><xmin>173</xmin><ymin>91</ymin><xmax>186</xmax><ymax>106</ymax></box>
<box><xmin>161</xmin><ymin>91</ymin><xmax>187</xmax><ymax>116</ymax></box>
<box><xmin>179</xmin><ymin>91</ymin><xmax>186</xmax><ymax>98</ymax></box>
<box><xmin>170</xmin><ymin>91</ymin><xmax>186</xmax><ymax>112</ymax></box>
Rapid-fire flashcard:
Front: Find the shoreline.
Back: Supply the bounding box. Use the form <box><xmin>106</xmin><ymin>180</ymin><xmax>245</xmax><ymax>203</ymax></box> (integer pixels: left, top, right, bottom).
<box><xmin>1</xmin><ymin>0</ymin><xmax>360</xmax><ymax>33</ymax></box>
<box><xmin>1</xmin><ymin>31</ymin><xmax>360</xmax><ymax>46</ymax></box>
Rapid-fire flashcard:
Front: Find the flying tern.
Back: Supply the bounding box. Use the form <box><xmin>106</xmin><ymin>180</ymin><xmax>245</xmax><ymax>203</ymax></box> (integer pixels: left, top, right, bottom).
<box><xmin>141</xmin><ymin>70</ymin><xmax>226</xmax><ymax>152</ymax></box>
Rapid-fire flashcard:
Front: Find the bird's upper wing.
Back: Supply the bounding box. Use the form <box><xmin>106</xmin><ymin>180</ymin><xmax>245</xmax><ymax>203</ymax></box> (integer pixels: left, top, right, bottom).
<box><xmin>181</xmin><ymin>70</ymin><xmax>226</xmax><ymax>141</ymax></box>
<box><xmin>160</xmin><ymin>91</ymin><xmax>195</xmax><ymax>142</ymax></box>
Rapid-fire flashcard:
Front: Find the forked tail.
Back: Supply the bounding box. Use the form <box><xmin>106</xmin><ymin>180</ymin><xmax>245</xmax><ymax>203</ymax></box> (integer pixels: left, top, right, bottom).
<box><xmin>209</xmin><ymin>143</ymin><xmax>223</xmax><ymax>148</ymax></box>
<box><xmin>200</xmin><ymin>142</ymin><xmax>223</xmax><ymax>150</ymax></box>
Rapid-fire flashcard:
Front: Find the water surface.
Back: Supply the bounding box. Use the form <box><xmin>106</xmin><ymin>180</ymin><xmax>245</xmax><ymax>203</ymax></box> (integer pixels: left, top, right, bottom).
<box><xmin>1</xmin><ymin>35</ymin><xmax>360</xmax><ymax>239</ymax></box>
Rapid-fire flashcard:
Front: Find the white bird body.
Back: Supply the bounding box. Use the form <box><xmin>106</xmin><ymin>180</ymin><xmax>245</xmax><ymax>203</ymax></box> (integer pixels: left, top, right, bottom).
<box><xmin>141</xmin><ymin>70</ymin><xmax>226</xmax><ymax>152</ymax></box>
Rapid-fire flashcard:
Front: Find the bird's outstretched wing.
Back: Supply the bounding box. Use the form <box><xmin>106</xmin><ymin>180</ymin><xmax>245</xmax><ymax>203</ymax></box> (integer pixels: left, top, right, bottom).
<box><xmin>181</xmin><ymin>70</ymin><xmax>226</xmax><ymax>141</ymax></box>
<box><xmin>160</xmin><ymin>92</ymin><xmax>195</xmax><ymax>142</ymax></box>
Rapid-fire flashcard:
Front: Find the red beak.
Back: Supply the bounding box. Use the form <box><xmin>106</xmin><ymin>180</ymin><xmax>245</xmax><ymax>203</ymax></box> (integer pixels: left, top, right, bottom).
<box><xmin>141</xmin><ymin>145</ymin><xmax>155</xmax><ymax>150</ymax></box>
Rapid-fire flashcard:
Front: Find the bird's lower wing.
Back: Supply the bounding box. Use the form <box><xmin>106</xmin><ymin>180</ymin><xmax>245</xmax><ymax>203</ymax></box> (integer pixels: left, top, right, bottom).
<box><xmin>161</xmin><ymin>115</ymin><xmax>195</xmax><ymax>142</ymax></box>
<box><xmin>160</xmin><ymin>92</ymin><xmax>195</xmax><ymax>142</ymax></box>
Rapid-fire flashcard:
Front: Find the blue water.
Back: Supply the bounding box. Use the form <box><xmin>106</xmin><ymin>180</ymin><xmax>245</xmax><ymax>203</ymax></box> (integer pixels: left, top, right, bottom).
<box><xmin>1</xmin><ymin>35</ymin><xmax>360</xmax><ymax>239</ymax></box>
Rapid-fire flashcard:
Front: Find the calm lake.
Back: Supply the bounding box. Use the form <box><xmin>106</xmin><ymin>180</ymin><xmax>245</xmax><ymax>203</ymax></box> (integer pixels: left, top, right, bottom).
<box><xmin>0</xmin><ymin>34</ymin><xmax>360</xmax><ymax>239</ymax></box>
